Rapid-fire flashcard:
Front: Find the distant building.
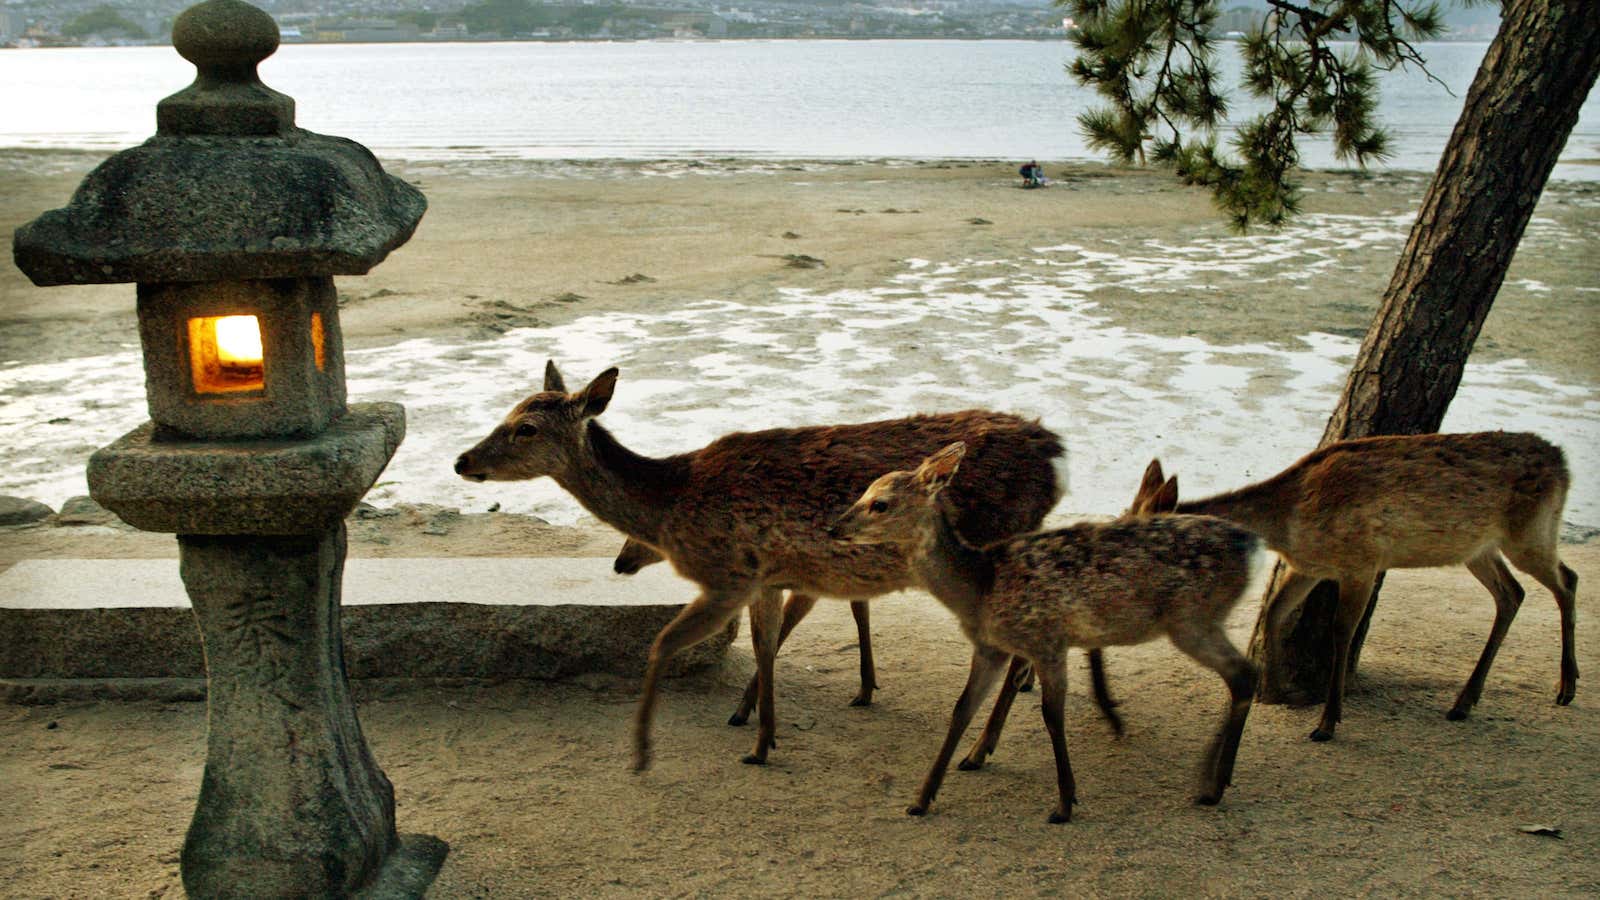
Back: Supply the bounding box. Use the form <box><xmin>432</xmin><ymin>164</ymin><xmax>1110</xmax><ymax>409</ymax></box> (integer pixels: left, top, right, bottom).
<box><xmin>0</xmin><ymin>10</ymin><xmax>21</xmax><ymax>42</ymax></box>
<box><xmin>311</xmin><ymin>19</ymin><xmax>420</xmax><ymax>43</ymax></box>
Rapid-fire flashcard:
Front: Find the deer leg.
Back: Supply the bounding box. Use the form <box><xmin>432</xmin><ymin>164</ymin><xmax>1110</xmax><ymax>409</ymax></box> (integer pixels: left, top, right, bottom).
<box><xmin>1016</xmin><ymin>661</ymin><xmax>1035</xmax><ymax>693</ymax></box>
<box><xmin>908</xmin><ymin>645</ymin><xmax>1009</xmax><ymax>818</ymax></box>
<box><xmin>1034</xmin><ymin>659</ymin><xmax>1077</xmax><ymax>824</ymax></box>
<box><xmin>848</xmin><ymin>600</ymin><xmax>879</xmax><ymax>707</ymax></box>
<box><xmin>1087</xmin><ymin>648</ymin><xmax>1123</xmax><ymax>737</ymax></box>
<box><xmin>1556</xmin><ymin>563</ymin><xmax>1580</xmax><ymax>705</ymax></box>
<box><xmin>957</xmin><ymin>655</ymin><xmax>1027</xmax><ymax>771</ymax></box>
<box><xmin>1505</xmin><ymin>546</ymin><xmax>1581</xmax><ymax>706</ymax></box>
<box><xmin>742</xmin><ymin>588</ymin><xmax>784</xmax><ymax>765</ymax></box>
<box><xmin>1169</xmin><ymin>625</ymin><xmax>1257</xmax><ymax>805</ymax></box>
<box><xmin>634</xmin><ymin>588</ymin><xmax>750</xmax><ymax>771</ymax></box>
<box><xmin>960</xmin><ymin>648</ymin><xmax>1119</xmax><ymax>772</ymax></box>
<box><xmin>729</xmin><ymin>591</ymin><xmax>818</xmax><ymax>726</ymax></box>
<box><xmin>1449</xmin><ymin>553</ymin><xmax>1525</xmax><ymax>721</ymax></box>
<box><xmin>1311</xmin><ymin>576</ymin><xmax>1376</xmax><ymax>743</ymax></box>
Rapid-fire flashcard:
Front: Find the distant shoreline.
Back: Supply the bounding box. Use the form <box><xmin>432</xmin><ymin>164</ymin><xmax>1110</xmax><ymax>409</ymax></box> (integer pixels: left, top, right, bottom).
<box><xmin>2</xmin><ymin>35</ymin><xmax>1500</xmax><ymax>51</ymax></box>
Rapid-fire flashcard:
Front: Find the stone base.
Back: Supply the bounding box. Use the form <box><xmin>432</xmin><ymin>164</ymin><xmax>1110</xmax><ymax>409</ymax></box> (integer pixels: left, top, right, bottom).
<box><xmin>355</xmin><ymin>834</ymin><xmax>449</xmax><ymax>900</ymax></box>
<box><xmin>0</xmin><ymin>557</ymin><xmax>739</xmax><ymax>690</ymax></box>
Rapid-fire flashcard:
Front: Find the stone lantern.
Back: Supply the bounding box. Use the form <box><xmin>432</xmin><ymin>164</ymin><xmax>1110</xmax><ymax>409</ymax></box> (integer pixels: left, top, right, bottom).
<box><xmin>11</xmin><ymin>0</ymin><xmax>445</xmax><ymax>895</ymax></box>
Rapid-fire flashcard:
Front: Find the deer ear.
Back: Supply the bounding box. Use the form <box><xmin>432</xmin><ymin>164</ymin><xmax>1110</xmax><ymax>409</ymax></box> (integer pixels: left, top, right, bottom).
<box><xmin>573</xmin><ymin>367</ymin><xmax>619</xmax><ymax>418</ymax></box>
<box><xmin>1152</xmin><ymin>476</ymin><xmax>1178</xmax><ymax>513</ymax></box>
<box><xmin>544</xmin><ymin>360</ymin><xmax>567</xmax><ymax>393</ymax></box>
<box><xmin>1138</xmin><ymin>459</ymin><xmax>1165</xmax><ymax>501</ymax></box>
<box><xmin>915</xmin><ymin>442</ymin><xmax>966</xmax><ymax>494</ymax></box>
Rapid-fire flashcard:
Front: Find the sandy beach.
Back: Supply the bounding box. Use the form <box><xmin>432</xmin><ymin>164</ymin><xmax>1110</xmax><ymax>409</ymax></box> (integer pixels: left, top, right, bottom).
<box><xmin>3</xmin><ymin>152</ymin><xmax>1599</xmax><ymax>897</ymax></box>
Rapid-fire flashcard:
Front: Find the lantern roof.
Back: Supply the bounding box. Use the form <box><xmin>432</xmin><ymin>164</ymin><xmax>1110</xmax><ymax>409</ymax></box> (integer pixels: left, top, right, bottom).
<box><xmin>11</xmin><ymin>0</ymin><xmax>425</xmax><ymax>286</ymax></box>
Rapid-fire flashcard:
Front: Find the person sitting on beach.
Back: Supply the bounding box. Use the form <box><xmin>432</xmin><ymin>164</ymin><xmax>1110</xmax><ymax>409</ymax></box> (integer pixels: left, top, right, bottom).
<box><xmin>1020</xmin><ymin>160</ymin><xmax>1045</xmax><ymax>188</ymax></box>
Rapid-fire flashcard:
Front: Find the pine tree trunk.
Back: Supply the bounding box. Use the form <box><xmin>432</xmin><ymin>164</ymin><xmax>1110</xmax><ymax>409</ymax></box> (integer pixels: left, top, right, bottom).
<box><xmin>1248</xmin><ymin>0</ymin><xmax>1600</xmax><ymax>705</ymax></box>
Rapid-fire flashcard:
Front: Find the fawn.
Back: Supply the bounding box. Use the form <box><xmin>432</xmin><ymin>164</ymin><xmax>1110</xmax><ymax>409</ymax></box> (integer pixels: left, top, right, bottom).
<box><xmin>832</xmin><ymin>442</ymin><xmax>1268</xmax><ymax>822</ymax></box>
<box><xmin>613</xmin><ymin>537</ymin><xmax>882</xmax><ymax>722</ymax></box>
<box><xmin>1150</xmin><ymin>430</ymin><xmax>1578</xmax><ymax>741</ymax></box>
<box><xmin>951</xmin><ymin>458</ymin><xmax>1179</xmax><ymax>771</ymax></box>
<box><xmin>454</xmin><ymin>361</ymin><xmax>1080</xmax><ymax>770</ymax></box>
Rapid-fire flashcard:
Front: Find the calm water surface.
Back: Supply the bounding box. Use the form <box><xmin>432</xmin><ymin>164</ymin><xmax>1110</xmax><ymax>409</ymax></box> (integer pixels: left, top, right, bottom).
<box><xmin>3</xmin><ymin>40</ymin><xmax>1597</xmax><ymax>175</ymax></box>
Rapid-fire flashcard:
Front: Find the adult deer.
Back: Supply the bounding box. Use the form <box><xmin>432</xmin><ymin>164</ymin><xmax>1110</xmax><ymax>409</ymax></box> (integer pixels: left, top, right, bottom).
<box><xmin>832</xmin><ymin>443</ymin><xmax>1267</xmax><ymax>822</ymax></box>
<box><xmin>1149</xmin><ymin>430</ymin><xmax>1577</xmax><ymax>741</ymax></box>
<box><xmin>455</xmin><ymin>361</ymin><xmax>1088</xmax><ymax>770</ymax></box>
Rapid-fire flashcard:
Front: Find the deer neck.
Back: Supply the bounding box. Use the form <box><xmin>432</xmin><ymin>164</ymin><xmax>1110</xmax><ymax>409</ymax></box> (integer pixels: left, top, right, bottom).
<box><xmin>1175</xmin><ymin>477</ymin><xmax>1292</xmax><ymax>551</ymax></box>
<box><xmin>908</xmin><ymin>503</ymin><xmax>993</xmax><ymax>626</ymax></box>
<box><xmin>553</xmin><ymin>421</ymin><xmax>688</xmax><ymax>545</ymax></box>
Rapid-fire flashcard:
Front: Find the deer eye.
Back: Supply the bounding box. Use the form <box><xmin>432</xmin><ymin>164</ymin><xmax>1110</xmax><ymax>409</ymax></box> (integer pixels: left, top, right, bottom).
<box><xmin>869</xmin><ymin>500</ymin><xmax>888</xmax><ymax>514</ymax></box>
<box><xmin>514</xmin><ymin>423</ymin><xmax>537</xmax><ymax>439</ymax></box>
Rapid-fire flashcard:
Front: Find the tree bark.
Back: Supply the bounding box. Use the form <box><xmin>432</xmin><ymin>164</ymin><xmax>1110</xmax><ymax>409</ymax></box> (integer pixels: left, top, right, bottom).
<box><xmin>1249</xmin><ymin>0</ymin><xmax>1600</xmax><ymax>704</ymax></box>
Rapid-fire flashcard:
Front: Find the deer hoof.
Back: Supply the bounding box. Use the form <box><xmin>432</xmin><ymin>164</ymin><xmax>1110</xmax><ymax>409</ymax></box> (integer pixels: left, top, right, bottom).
<box><xmin>1308</xmin><ymin>727</ymin><xmax>1334</xmax><ymax>743</ymax></box>
<box><xmin>956</xmin><ymin>756</ymin><xmax>985</xmax><ymax>772</ymax></box>
<box><xmin>906</xmin><ymin>804</ymin><xmax>928</xmax><ymax>817</ymax></box>
<box><xmin>1047</xmin><ymin>808</ymin><xmax>1072</xmax><ymax>824</ymax></box>
<box><xmin>1194</xmin><ymin>792</ymin><xmax>1222</xmax><ymax>807</ymax></box>
<box><xmin>632</xmin><ymin>747</ymin><xmax>652</xmax><ymax>772</ymax></box>
<box><xmin>848</xmin><ymin>694</ymin><xmax>873</xmax><ymax>708</ymax></box>
<box><xmin>727</xmin><ymin>712</ymin><xmax>748</xmax><ymax>727</ymax></box>
<box><xmin>740</xmin><ymin>753</ymin><xmax>767</xmax><ymax>766</ymax></box>
<box><xmin>1556</xmin><ymin>683</ymin><xmax>1575</xmax><ymax>706</ymax></box>
<box><xmin>1445</xmin><ymin>706</ymin><xmax>1470</xmax><ymax>721</ymax></box>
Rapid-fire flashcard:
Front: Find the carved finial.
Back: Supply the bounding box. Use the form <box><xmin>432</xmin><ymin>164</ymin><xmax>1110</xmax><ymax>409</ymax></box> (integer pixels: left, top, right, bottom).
<box><xmin>157</xmin><ymin>0</ymin><xmax>294</xmax><ymax>137</ymax></box>
<box><xmin>171</xmin><ymin>0</ymin><xmax>280</xmax><ymax>74</ymax></box>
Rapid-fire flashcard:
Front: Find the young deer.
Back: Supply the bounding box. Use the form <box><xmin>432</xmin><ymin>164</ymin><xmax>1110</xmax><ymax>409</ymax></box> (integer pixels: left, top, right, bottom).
<box><xmin>1150</xmin><ymin>430</ymin><xmax>1578</xmax><ymax>742</ymax></box>
<box><xmin>454</xmin><ymin>361</ymin><xmax>1077</xmax><ymax>770</ymax></box>
<box><xmin>952</xmin><ymin>459</ymin><xmax>1178</xmax><ymax>772</ymax></box>
<box><xmin>612</xmin><ymin>537</ymin><xmax>882</xmax><ymax>722</ymax></box>
<box><xmin>832</xmin><ymin>443</ymin><xmax>1267</xmax><ymax>822</ymax></box>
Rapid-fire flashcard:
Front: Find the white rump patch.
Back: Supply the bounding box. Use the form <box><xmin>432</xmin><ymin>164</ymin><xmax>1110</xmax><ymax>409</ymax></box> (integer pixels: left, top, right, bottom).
<box><xmin>1240</xmin><ymin>540</ymin><xmax>1277</xmax><ymax>607</ymax></box>
<box><xmin>1049</xmin><ymin>443</ymin><xmax>1071</xmax><ymax>509</ymax></box>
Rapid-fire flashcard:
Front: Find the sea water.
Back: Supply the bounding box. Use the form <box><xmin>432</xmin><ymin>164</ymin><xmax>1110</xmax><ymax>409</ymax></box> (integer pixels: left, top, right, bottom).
<box><xmin>2</xmin><ymin>39</ymin><xmax>1597</xmax><ymax>177</ymax></box>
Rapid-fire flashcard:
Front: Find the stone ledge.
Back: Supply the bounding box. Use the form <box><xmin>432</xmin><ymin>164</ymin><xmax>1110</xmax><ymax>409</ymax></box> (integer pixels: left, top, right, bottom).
<box><xmin>0</xmin><ymin>557</ymin><xmax>736</xmax><ymax>687</ymax></box>
<box><xmin>86</xmin><ymin>403</ymin><xmax>406</xmax><ymax>535</ymax></box>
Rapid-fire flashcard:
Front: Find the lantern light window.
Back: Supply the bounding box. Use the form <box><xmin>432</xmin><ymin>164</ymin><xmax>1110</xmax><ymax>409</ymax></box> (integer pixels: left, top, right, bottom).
<box><xmin>189</xmin><ymin>314</ymin><xmax>265</xmax><ymax>394</ymax></box>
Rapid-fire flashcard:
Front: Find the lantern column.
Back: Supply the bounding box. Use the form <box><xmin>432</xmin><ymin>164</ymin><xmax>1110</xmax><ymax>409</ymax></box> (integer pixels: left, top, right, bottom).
<box><xmin>11</xmin><ymin>0</ymin><xmax>444</xmax><ymax>895</ymax></box>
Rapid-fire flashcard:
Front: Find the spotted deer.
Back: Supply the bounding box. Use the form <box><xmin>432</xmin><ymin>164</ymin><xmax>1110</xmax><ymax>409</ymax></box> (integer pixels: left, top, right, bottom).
<box><xmin>952</xmin><ymin>458</ymin><xmax>1179</xmax><ymax>771</ymax></box>
<box><xmin>832</xmin><ymin>443</ymin><xmax>1268</xmax><ymax>822</ymax></box>
<box><xmin>614</xmin><ymin>537</ymin><xmax>881</xmax><ymax>723</ymax></box>
<box><xmin>454</xmin><ymin>361</ymin><xmax>1081</xmax><ymax>770</ymax></box>
<box><xmin>1147</xmin><ymin>430</ymin><xmax>1578</xmax><ymax>742</ymax></box>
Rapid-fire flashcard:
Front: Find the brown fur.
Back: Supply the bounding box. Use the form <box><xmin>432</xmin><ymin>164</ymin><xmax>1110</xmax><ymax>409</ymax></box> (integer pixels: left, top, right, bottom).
<box><xmin>833</xmin><ymin>444</ymin><xmax>1264</xmax><ymax>822</ymax></box>
<box><xmin>1158</xmin><ymin>430</ymin><xmax>1578</xmax><ymax>741</ymax></box>
<box><xmin>454</xmin><ymin>362</ymin><xmax>1066</xmax><ymax>769</ymax></box>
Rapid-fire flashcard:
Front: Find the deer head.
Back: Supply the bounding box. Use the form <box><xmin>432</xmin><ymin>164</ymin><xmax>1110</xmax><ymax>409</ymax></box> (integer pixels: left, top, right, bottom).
<box><xmin>455</xmin><ymin>360</ymin><xmax>618</xmax><ymax>482</ymax></box>
<box><xmin>829</xmin><ymin>441</ymin><xmax>967</xmax><ymax>545</ymax></box>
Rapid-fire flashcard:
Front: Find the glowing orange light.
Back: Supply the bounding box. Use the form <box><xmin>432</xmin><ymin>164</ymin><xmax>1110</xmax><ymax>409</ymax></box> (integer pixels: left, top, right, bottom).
<box><xmin>189</xmin><ymin>315</ymin><xmax>265</xmax><ymax>394</ymax></box>
<box><xmin>213</xmin><ymin>315</ymin><xmax>263</xmax><ymax>367</ymax></box>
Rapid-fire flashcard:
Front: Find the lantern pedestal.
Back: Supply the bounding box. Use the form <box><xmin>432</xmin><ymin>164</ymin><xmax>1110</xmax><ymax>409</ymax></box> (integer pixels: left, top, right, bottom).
<box><xmin>177</xmin><ymin>527</ymin><xmax>445</xmax><ymax>899</ymax></box>
<box><xmin>85</xmin><ymin>402</ymin><xmax>439</xmax><ymax>898</ymax></box>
